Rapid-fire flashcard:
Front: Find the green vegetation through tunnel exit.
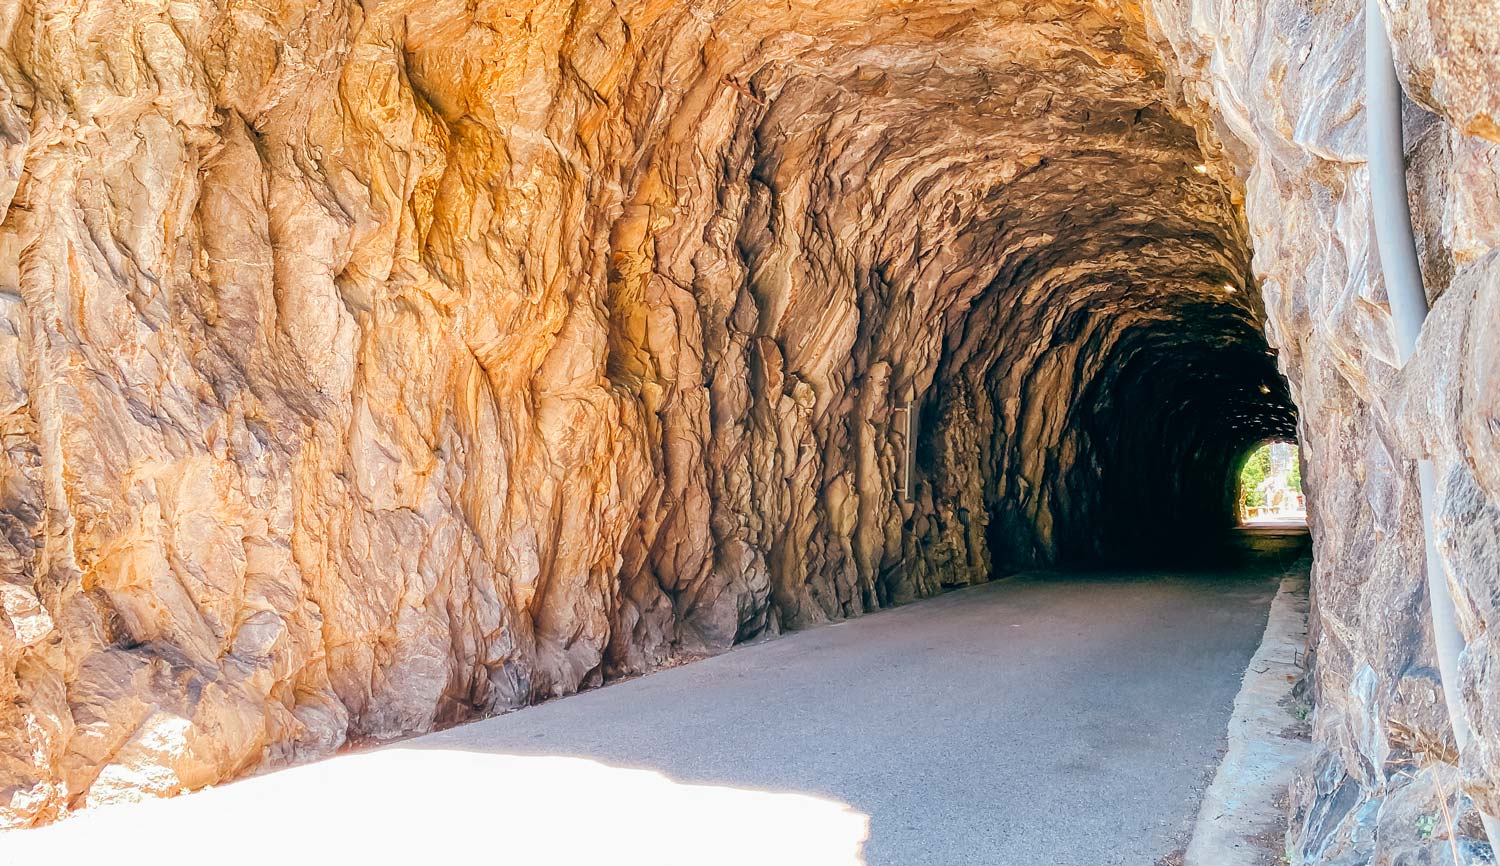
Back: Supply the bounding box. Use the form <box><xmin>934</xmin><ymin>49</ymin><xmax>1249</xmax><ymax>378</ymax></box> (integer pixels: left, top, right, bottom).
<box><xmin>1237</xmin><ymin>441</ymin><xmax>1304</xmax><ymax>524</ymax></box>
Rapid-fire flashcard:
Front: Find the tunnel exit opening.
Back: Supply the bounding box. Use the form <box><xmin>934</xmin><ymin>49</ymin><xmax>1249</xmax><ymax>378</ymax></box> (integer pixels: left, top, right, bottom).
<box><xmin>1236</xmin><ymin>440</ymin><xmax>1306</xmax><ymax>526</ymax></box>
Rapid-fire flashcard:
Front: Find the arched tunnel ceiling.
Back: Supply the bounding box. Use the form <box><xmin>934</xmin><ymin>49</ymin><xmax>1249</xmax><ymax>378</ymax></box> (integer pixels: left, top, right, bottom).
<box><xmin>368</xmin><ymin>0</ymin><xmax>1299</xmax><ymax>668</ymax></box>
<box><xmin>564</xmin><ymin>0</ymin><xmax>1297</xmax><ymax>572</ymax></box>
<box><xmin>0</xmin><ymin>0</ymin><xmax>1300</xmax><ymax>820</ymax></box>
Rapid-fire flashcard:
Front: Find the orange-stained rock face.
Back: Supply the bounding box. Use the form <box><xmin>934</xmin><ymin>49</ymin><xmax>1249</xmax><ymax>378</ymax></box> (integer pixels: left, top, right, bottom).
<box><xmin>0</xmin><ymin>1</ymin><xmax>1496</xmax><ymax>859</ymax></box>
<box><xmin>0</xmin><ymin>0</ymin><xmax>1284</xmax><ymax>821</ymax></box>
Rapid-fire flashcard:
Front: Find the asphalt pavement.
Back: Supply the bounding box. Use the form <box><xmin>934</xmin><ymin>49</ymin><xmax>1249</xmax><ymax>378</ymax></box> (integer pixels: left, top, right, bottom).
<box><xmin>2</xmin><ymin>529</ymin><xmax>1303</xmax><ymax>866</ymax></box>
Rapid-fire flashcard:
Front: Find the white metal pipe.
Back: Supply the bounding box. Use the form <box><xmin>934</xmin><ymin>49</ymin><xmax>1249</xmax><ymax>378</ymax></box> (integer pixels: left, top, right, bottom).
<box><xmin>1366</xmin><ymin>0</ymin><xmax>1500</xmax><ymax>845</ymax></box>
<box><xmin>1366</xmin><ymin>0</ymin><xmax>1429</xmax><ymax>350</ymax></box>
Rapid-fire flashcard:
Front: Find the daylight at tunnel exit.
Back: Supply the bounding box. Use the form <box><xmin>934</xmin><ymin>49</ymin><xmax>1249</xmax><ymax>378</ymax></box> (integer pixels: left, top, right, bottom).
<box><xmin>0</xmin><ymin>1</ymin><xmax>1498</xmax><ymax>865</ymax></box>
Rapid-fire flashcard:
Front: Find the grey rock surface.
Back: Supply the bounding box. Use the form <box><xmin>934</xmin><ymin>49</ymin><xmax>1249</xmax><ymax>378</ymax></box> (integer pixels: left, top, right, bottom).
<box><xmin>1149</xmin><ymin>0</ymin><xmax>1500</xmax><ymax>859</ymax></box>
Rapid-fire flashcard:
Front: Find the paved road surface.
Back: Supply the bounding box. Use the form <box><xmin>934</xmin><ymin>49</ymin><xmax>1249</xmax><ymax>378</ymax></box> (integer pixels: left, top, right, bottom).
<box><xmin>3</xmin><ymin>532</ymin><xmax>1303</xmax><ymax>866</ymax></box>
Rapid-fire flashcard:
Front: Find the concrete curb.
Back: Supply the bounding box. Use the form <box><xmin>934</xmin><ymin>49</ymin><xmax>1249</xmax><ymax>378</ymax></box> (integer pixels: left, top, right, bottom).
<box><xmin>1185</xmin><ymin>567</ymin><xmax>1314</xmax><ymax>866</ymax></box>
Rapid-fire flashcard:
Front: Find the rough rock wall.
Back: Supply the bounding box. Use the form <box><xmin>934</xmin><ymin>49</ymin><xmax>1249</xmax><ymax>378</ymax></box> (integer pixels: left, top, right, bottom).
<box><xmin>0</xmin><ymin>0</ymin><xmax>1296</xmax><ymax>825</ymax></box>
<box><xmin>1150</xmin><ymin>0</ymin><xmax>1500</xmax><ymax>861</ymax></box>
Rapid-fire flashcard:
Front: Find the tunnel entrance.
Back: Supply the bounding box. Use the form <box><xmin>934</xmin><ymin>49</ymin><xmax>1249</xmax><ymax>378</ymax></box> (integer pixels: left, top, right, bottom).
<box><xmin>1236</xmin><ymin>441</ymin><xmax>1306</xmax><ymax>526</ymax></box>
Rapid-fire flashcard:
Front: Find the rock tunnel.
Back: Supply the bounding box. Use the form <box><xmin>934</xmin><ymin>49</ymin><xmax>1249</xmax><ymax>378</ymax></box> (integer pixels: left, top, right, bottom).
<box><xmin>3</xmin><ymin>0</ymin><xmax>1313</xmax><ymax>825</ymax></box>
<box><xmin>570</xmin><ymin>0</ymin><xmax>1303</xmax><ymax>643</ymax></box>
<box><xmin>0</xmin><ymin>0</ymin><xmax>1319</xmax><ymax>817</ymax></box>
